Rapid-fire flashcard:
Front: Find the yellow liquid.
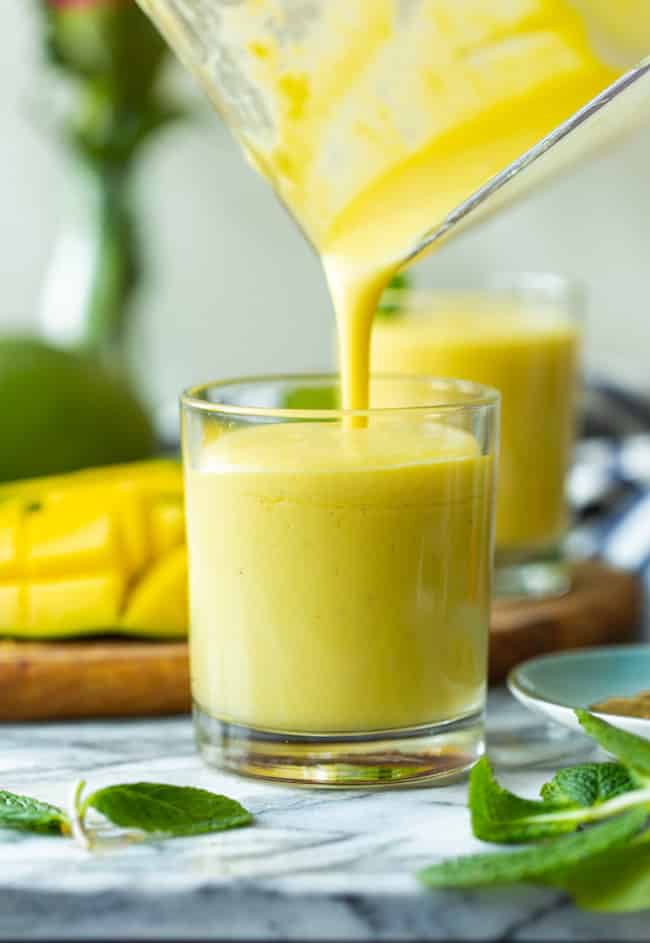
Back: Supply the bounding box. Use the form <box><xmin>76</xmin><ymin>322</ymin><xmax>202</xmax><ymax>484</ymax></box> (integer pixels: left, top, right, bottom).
<box><xmin>187</xmin><ymin>421</ymin><xmax>492</xmax><ymax>732</ymax></box>
<box><xmin>372</xmin><ymin>301</ymin><xmax>579</xmax><ymax>551</ymax></box>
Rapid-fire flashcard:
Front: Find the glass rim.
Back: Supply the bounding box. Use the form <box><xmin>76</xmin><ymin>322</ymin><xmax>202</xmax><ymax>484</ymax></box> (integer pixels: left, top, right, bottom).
<box><xmin>380</xmin><ymin>270</ymin><xmax>586</xmax><ymax>314</ymax></box>
<box><xmin>181</xmin><ymin>373</ymin><xmax>500</xmax><ymax>421</ymax></box>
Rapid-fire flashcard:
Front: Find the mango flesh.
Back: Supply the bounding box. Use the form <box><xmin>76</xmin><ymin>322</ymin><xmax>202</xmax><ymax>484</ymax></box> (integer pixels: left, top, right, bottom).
<box><xmin>122</xmin><ymin>545</ymin><xmax>188</xmax><ymax>637</ymax></box>
<box><xmin>0</xmin><ymin>460</ymin><xmax>189</xmax><ymax>639</ymax></box>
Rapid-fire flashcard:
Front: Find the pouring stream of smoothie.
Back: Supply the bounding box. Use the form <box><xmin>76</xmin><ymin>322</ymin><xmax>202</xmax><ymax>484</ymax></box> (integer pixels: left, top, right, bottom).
<box><xmin>139</xmin><ymin>0</ymin><xmax>623</xmax><ymax>411</ymax></box>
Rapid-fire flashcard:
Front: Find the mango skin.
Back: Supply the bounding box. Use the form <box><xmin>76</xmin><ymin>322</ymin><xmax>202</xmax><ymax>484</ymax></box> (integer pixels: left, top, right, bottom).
<box><xmin>0</xmin><ymin>460</ymin><xmax>188</xmax><ymax>640</ymax></box>
<box><xmin>0</xmin><ymin>338</ymin><xmax>157</xmax><ymax>481</ymax></box>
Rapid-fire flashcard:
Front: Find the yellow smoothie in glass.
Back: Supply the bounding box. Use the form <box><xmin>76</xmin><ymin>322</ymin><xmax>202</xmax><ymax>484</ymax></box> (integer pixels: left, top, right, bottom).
<box><xmin>186</xmin><ymin>419</ymin><xmax>493</xmax><ymax>733</ymax></box>
<box><xmin>372</xmin><ymin>297</ymin><xmax>579</xmax><ymax>552</ymax></box>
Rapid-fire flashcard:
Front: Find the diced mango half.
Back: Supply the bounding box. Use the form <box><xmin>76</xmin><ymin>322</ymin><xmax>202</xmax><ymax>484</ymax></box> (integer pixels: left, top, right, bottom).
<box><xmin>121</xmin><ymin>545</ymin><xmax>188</xmax><ymax>638</ymax></box>
<box><xmin>0</xmin><ymin>460</ymin><xmax>189</xmax><ymax>639</ymax></box>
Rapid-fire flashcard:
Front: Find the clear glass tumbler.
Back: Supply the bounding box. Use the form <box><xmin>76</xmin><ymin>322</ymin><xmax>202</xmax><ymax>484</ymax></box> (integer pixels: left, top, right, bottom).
<box><xmin>182</xmin><ymin>375</ymin><xmax>499</xmax><ymax>787</ymax></box>
<box><xmin>372</xmin><ymin>273</ymin><xmax>582</xmax><ymax>599</ymax></box>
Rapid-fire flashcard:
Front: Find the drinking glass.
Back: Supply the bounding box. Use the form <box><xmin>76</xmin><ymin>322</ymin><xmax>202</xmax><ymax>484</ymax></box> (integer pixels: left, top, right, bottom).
<box><xmin>372</xmin><ymin>273</ymin><xmax>582</xmax><ymax>599</ymax></box>
<box><xmin>182</xmin><ymin>375</ymin><xmax>499</xmax><ymax>786</ymax></box>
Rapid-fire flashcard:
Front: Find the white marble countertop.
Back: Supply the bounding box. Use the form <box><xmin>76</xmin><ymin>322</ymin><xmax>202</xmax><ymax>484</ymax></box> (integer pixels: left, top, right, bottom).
<box><xmin>1</xmin><ymin>690</ymin><xmax>648</xmax><ymax>941</ymax></box>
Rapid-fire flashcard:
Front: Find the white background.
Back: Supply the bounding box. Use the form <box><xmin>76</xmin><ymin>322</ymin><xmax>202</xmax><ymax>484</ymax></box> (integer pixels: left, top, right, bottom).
<box><xmin>2</xmin><ymin>2</ymin><xmax>649</xmax><ymax>411</ymax></box>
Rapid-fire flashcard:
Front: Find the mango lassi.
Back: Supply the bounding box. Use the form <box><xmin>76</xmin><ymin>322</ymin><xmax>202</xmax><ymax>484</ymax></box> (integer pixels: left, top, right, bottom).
<box><xmin>185</xmin><ymin>414</ymin><xmax>494</xmax><ymax>734</ymax></box>
<box><xmin>372</xmin><ymin>296</ymin><xmax>579</xmax><ymax>553</ymax></box>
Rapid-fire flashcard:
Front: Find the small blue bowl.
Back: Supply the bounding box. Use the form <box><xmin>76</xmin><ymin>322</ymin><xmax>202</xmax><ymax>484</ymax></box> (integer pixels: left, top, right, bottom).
<box><xmin>508</xmin><ymin>645</ymin><xmax>650</xmax><ymax>740</ymax></box>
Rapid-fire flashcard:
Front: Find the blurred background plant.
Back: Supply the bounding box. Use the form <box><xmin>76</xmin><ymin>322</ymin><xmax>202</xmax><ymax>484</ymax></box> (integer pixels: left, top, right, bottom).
<box><xmin>37</xmin><ymin>0</ymin><xmax>184</xmax><ymax>358</ymax></box>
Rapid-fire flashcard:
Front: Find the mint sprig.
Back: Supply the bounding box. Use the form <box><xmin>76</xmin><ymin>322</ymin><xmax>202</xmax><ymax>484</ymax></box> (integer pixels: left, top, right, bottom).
<box><xmin>0</xmin><ymin>781</ymin><xmax>252</xmax><ymax>846</ymax></box>
<box><xmin>82</xmin><ymin>782</ymin><xmax>253</xmax><ymax>838</ymax></box>
<box><xmin>0</xmin><ymin>790</ymin><xmax>68</xmax><ymax>835</ymax></box>
<box><xmin>576</xmin><ymin>709</ymin><xmax>650</xmax><ymax>780</ymax></box>
<box><xmin>540</xmin><ymin>763</ymin><xmax>635</xmax><ymax>808</ymax></box>
<box><xmin>470</xmin><ymin>756</ymin><xmax>644</xmax><ymax>845</ymax></box>
<box><xmin>419</xmin><ymin>711</ymin><xmax>650</xmax><ymax>913</ymax></box>
<box><xmin>470</xmin><ymin>756</ymin><xmax>575</xmax><ymax>843</ymax></box>
<box><xmin>562</xmin><ymin>831</ymin><xmax>650</xmax><ymax>913</ymax></box>
<box><xmin>419</xmin><ymin>807</ymin><xmax>647</xmax><ymax>890</ymax></box>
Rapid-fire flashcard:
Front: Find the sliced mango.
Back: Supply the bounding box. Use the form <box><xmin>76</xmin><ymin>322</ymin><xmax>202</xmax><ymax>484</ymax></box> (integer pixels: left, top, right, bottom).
<box><xmin>0</xmin><ymin>460</ymin><xmax>189</xmax><ymax>640</ymax></box>
<box><xmin>44</xmin><ymin>483</ymin><xmax>149</xmax><ymax>579</ymax></box>
<box><xmin>121</xmin><ymin>545</ymin><xmax>188</xmax><ymax>637</ymax></box>
<box><xmin>22</xmin><ymin>572</ymin><xmax>126</xmax><ymax>638</ymax></box>
<box><xmin>0</xmin><ymin>585</ymin><xmax>21</xmax><ymax>632</ymax></box>
<box><xmin>0</xmin><ymin>459</ymin><xmax>182</xmax><ymax>505</ymax></box>
<box><xmin>0</xmin><ymin>502</ymin><xmax>23</xmax><ymax>579</ymax></box>
<box><xmin>150</xmin><ymin>500</ymin><xmax>185</xmax><ymax>560</ymax></box>
<box><xmin>24</xmin><ymin>504</ymin><xmax>123</xmax><ymax>579</ymax></box>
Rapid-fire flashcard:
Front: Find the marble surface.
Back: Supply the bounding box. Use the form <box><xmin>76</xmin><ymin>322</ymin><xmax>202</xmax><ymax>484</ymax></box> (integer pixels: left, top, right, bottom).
<box><xmin>1</xmin><ymin>690</ymin><xmax>649</xmax><ymax>941</ymax></box>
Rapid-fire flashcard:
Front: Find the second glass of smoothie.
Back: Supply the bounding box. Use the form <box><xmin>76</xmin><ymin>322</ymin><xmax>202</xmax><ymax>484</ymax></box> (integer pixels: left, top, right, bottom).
<box><xmin>372</xmin><ymin>274</ymin><xmax>581</xmax><ymax>598</ymax></box>
<box><xmin>182</xmin><ymin>375</ymin><xmax>498</xmax><ymax>787</ymax></box>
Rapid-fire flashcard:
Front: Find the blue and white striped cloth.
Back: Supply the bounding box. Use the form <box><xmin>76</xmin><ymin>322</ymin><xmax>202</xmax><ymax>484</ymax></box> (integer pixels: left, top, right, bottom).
<box><xmin>568</xmin><ymin>379</ymin><xmax>650</xmax><ymax>582</ymax></box>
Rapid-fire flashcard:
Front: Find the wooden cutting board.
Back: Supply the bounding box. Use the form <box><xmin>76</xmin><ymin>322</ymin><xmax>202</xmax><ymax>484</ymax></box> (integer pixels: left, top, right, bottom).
<box><xmin>0</xmin><ymin>562</ymin><xmax>642</xmax><ymax>721</ymax></box>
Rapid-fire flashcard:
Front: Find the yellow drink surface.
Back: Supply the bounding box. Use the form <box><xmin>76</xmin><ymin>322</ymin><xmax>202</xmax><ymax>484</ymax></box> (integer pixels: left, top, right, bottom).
<box><xmin>372</xmin><ymin>301</ymin><xmax>579</xmax><ymax>551</ymax></box>
<box><xmin>186</xmin><ymin>421</ymin><xmax>492</xmax><ymax>733</ymax></box>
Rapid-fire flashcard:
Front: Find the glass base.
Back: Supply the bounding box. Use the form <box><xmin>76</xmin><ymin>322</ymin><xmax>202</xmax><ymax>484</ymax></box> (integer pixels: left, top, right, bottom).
<box><xmin>495</xmin><ymin>549</ymin><xmax>572</xmax><ymax>601</ymax></box>
<box><xmin>194</xmin><ymin>704</ymin><xmax>485</xmax><ymax>788</ymax></box>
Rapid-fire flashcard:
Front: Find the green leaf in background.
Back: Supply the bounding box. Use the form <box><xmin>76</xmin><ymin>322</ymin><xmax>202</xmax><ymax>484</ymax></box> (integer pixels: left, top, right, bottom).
<box><xmin>577</xmin><ymin>710</ymin><xmax>650</xmax><ymax>779</ymax></box>
<box><xmin>540</xmin><ymin>763</ymin><xmax>635</xmax><ymax>808</ymax></box>
<box><xmin>418</xmin><ymin>808</ymin><xmax>647</xmax><ymax>890</ymax></box>
<box><xmin>469</xmin><ymin>756</ymin><xmax>579</xmax><ymax>843</ymax></box>
<box><xmin>83</xmin><ymin>782</ymin><xmax>253</xmax><ymax>837</ymax></box>
<box><xmin>376</xmin><ymin>273</ymin><xmax>411</xmax><ymax>318</ymax></box>
<box><xmin>35</xmin><ymin>0</ymin><xmax>187</xmax><ymax>361</ymax></box>
<box><xmin>0</xmin><ymin>790</ymin><xmax>68</xmax><ymax>835</ymax></box>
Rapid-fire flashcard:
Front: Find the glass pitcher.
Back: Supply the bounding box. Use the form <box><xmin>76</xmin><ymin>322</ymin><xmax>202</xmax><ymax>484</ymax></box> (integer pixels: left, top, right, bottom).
<box><xmin>137</xmin><ymin>0</ymin><xmax>650</xmax><ymax>264</ymax></box>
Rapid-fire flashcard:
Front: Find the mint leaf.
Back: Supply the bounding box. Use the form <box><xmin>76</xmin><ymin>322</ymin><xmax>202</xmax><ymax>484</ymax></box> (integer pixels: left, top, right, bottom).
<box><xmin>470</xmin><ymin>756</ymin><xmax>580</xmax><ymax>843</ymax></box>
<box><xmin>561</xmin><ymin>833</ymin><xmax>650</xmax><ymax>913</ymax></box>
<box><xmin>418</xmin><ymin>808</ymin><xmax>647</xmax><ymax>890</ymax></box>
<box><xmin>576</xmin><ymin>710</ymin><xmax>650</xmax><ymax>778</ymax></box>
<box><xmin>377</xmin><ymin>273</ymin><xmax>411</xmax><ymax>318</ymax></box>
<box><xmin>0</xmin><ymin>790</ymin><xmax>68</xmax><ymax>835</ymax></box>
<box><xmin>541</xmin><ymin>763</ymin><xmax>635</xmax><ymax>808</ymax></box>
<box><xmin>83</xmin><ymin>783</ymin><xmax>253</xmax><ymax>837</ymax></box>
